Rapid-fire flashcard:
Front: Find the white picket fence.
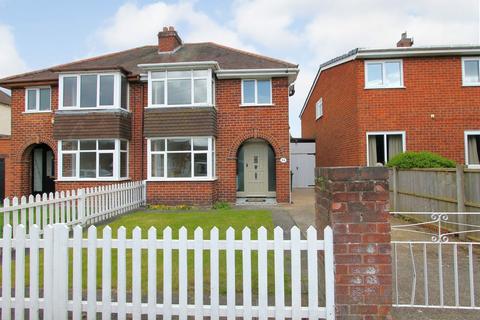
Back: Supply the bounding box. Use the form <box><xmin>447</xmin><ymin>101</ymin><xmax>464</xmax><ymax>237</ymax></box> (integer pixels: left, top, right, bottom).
<box><xmin>0</xmin><ymin>224</ymin><xmax>335</xmax><ymax>320</ymax></box>
<box><xmin>0</xmin><ymin>181</ymin><xmax>146</xmax><ymax>235</ymax></box>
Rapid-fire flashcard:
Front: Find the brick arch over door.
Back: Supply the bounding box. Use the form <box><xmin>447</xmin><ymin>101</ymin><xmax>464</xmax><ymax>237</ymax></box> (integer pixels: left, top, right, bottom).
<box><xmin>227</xmin><ymin>129</ymin><xmax>287</xmax><ymax>159</ymax></box>
<box><xmin>17</xmin><ymin>138</ymin><xmax>57</xmax><ymax>161</ymax></box>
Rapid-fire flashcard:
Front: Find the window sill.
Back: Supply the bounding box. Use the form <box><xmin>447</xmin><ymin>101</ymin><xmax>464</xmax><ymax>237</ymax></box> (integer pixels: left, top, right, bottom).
<box><xmin>364</xmin><ymin>86</ymin><xmax>406</xmax><ymax>90</ymax></box>
<box><xmin>462</xmin><ymin>83</ymin><xmax>480</xmax><ymax>87</ymax></box>
<box><xmin>240</xmin><ymin>103</ymin><xmax>275</xmax><ymax>107</ymax></box>
<box><xmin>146</xmin><ymin>105</ymin><xmax>214</xmax><ymax>109</ymax></box>
<box><xmin>56</xmin><ymin>178</ymin><xmax>131</xmax><ymax>182</ymax></box>
<box><xmin>315</xmin><ymin>115</ymin><xmax>323</xmax><ymax>121</ymax></box>
<box><xmin>57</xmin><ymin>107</ymin><xmax>129</xmax><ymax>112</ymax></box>
<box><xmin>147</xmin><ymin>177</ymin><xmax>218</xmax><ymax>182</ymax></box>
<box><xmin>23</xmin><ymin>110</ymin><xmax>52</xmax><ymax>114</ymax></box>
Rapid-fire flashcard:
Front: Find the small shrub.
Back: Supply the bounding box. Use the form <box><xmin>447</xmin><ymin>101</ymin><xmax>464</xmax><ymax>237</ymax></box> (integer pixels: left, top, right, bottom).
<box><xmin>386</xmin><ymin>151</ymin><xmax>456</xmax><ymax>169</ymax></box>
<box><xmin>212</xmin><ymin>201</ymin><xmax>231</xmax><ymax>210</ymax></box>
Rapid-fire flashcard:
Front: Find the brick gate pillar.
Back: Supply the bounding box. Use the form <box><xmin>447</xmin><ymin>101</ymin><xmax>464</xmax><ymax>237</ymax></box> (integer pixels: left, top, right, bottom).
<box><xmin>316</xmin><ymin>167</ymin><xmax>392</xmax><ymax>319</ymax></box>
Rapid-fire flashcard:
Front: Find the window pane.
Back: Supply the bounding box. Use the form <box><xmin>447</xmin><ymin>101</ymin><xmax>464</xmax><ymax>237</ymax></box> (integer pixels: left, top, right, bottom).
<box><xmin>152</xmin><ymin>81</ymin><xmax>165</xmax><ymax>105</ymax></box>
<box><xmin>385</xmin><ymin>62</ymin><xmax>401</xmax><ymax>86</ymax></box>
<box><xmin>168</xmin><ymin>70</ymin><xmax>190</xmax><ymax>78</ymax></box>
<box><xmin>120</xmin><ymin>140</ymin><xmax>128</xmax><ymax>151</ymax></box>
<box><xmin>257</xmin><ymin>80</ymin><xmax>271</xmax><ymax>104</ymax></box>
<box><xmin>151</xmin><ymin>139</ymin><xmax>165</xmax><ymax>152</ymax></box>
<box><xmin>98</xmin><ymin>140</ymin><xmax>115</xmax><ymax>150</ymax></box>
<box><xmin>151</xmin><ymin>154</ymin><xmax>164</xmax><ymax>177</ymax></box>
<box><xmin>193</xmin><ymin>138</ymin><xmax>208</xmax><ymax>150</ymax></box>
<box><xmin>80</xmin><ymin>140</ymin><xmax>96</xmax><ymax>150</ymax></box>
<box><xmin>194</xmin><ymin>153</ymin><xmax>208</xmax><ymax>177</ymax></box>
<box><xmin>167</xmin><ymin>79</ymin><xmax>191</xmax><ymax>105</ymax></box>
<box><xmin>62</xmin><ymin>141</ymin><xmax>78</xmax><ymax>151</ymax></box>
<box><xmin>121</xmin><ymin>77</ymin><xmax>128</xmax><ymax>109</ymax></box>
<box><xmin>80</xmin><ymin>75</ymin><xmax>97</xmax><ymax>108</ymax></box>
<box><xmin>194</xmin><ymin>79</ymin><xmax>207</xmax><ymax>103</ymax></box>
<box><xmin>243</xmin><ymin>80</ymin><xmax>255</xmax><ymax>104</ymax></box>
<box><xmin>99</xmin><ymin>153</ymin><xmax>114</xmax><ymax>177</ymax></box>
<box><xmin>151</xmin><ymin>71</ymin><xmax>165</xmax><ymax>80</ymax></box>
<box><xmin>468</xmin><ymin>136</ymin><xmax>480</xmax><ymax>164</ymax></box>
<box><xmin>79</xmin><ymin>152</ymin><xmax>96</xmax><ymax>178</ymax></box>
<box><xmin>268</xmin><ymin>145</ymin><xmax>276</xmax><ymax>192</ymax></box>
<box><xmin>367</xmin><ymin>63</ymin><xmax>383</xmax><ymax>86</ymax></box>
<box><xmin>63</xmin><ymin>77</ymin><xmax>77</xmax><ymax>107</ymax></box>
<box><xmin>387</xmin><ymin>134</ymin><xmax>403</xmax><ymax>161</ymax></box>
<box><xmin>99</xmin><ymin>75</ymin><xmax>114</xmax><ymax>106</ymax></box>
<box><xmin>39</xmin><ymin>88</ymin><xmax>50</xmax><ymax>110</ymax></box>
<box><xmin>62</xmin><ymin>154</ymin><xmax>76</xmax><ymax>177</ymax></box>
<box><xmin>465</xmin><ymin>60</ymin><xmax>480</xmax><ymax>83</ymax></box>
<box><xmin>120</xmin><ymin>152</ymin><xmax>128</xmax><ymax>177</ymax></box>
<box><xmin>167</xmin><ymin>138</ymin><xmax>191</xmax><ymax>151</ymax></box>
<box><xmin>167</xmin><ymin>153</ymin><xmax>191</xmax><ymax>177</ymax></box>
<box><xmin>237</xmin><ymin>146</ymin><xmax>244</xmax><ymax>191</ymax></box>
<box><xmin>27</xmin><ymin>90</ymin><xmax>37</xmax><ymax>110</ymax></box>
<box><xmin>193</xmin><ymin>70</ymin><xmax>208</xmax><ymax>77</ymax></box>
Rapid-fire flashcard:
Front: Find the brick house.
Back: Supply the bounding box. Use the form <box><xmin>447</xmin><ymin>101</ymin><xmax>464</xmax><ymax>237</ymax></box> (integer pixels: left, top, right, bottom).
<box><xmin>300</xmin><ymin>33</ymin><xmax>480</xmax><ymax>168</ymax></box>
<box><xmin>0</xmin><ymin>27</ymin><xmax>298</xmax><ymax>205</ymax></box>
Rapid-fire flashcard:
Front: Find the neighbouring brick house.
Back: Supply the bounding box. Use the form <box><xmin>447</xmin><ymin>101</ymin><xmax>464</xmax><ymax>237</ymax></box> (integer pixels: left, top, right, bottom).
<box><xmin>300</xmin><ymin>33</ymin><xmax>480</xmax><ymax>168</ymax></box>
<box><xmin>0</xmin><ymin>27</ymin><xmax>298</xmax><ymax>205</ymax></box>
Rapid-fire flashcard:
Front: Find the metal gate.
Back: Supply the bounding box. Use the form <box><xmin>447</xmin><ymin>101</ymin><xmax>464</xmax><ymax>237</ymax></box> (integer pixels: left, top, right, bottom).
<box><xmin>0</xmin><ymin>158</ymin><xmax>4</xmax><ymax>200</ymax></box>
<box><xmin>391</xmin><ymin>211</ymin><xmax>480</xmax><ymax>310</ymax></box>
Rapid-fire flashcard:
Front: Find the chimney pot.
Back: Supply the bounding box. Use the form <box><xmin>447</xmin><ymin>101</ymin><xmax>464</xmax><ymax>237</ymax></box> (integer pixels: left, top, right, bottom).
<box><xmin>158</xmin><ymin>26</ymin><xmax>182</xmax><ymax>52</ymax></box>
<box><xmin>397</xmin><ymin>32</ymin><xmax>413</xmax><ymax>47</ymax></box>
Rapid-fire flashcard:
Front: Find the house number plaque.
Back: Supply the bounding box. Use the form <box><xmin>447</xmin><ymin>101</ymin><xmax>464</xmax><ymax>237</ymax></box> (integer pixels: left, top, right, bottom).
<box><xmin>280</xmin><ymin>157</ymin><xmax>287</xmax><ymax>163</ymax></box>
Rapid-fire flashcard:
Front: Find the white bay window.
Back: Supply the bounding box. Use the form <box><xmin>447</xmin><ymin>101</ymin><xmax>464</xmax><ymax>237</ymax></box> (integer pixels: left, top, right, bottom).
<box><xmin>59</xmin><ymin>73</ymin><xmax>128</xmax><ymax>110</ymax></box>
<box><xmin>58</xmin><ymin>139</ymin><xmax>128</xmax><ymax>180</ymax></box>
<box><xmin>148</xmin><ymin>137</ymin><xmax>215</xmax><ymax>180</ymax></box>
<box><xmin>148</xmin><ymin>69</ymin><xmax>212</xmax><ymax>107</ymax></box>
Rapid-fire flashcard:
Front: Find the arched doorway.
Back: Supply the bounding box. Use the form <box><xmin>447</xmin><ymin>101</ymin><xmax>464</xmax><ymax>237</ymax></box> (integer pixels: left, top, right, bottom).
<box><xmin>30</xmin><ymin>144</ymin><xmax>55</xmax><ymax>195</ymax></box>
<box><xmin>236</xmin><ymin>139</ymin><xmax>276</xmax><ymax>198</ymax></box>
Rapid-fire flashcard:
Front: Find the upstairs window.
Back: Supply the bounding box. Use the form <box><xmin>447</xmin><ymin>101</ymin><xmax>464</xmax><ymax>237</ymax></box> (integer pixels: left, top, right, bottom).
<box><xmin>365</xmin><ymin>60</ymin><xmax>403</xmax><ymax>89</ymax></box>
<box><xmin>148</xmin><ymin>69</ymin><xmax>212</xmax><ymax>107</ymax></box>
<box><xmin>242</xmin><ymin>79</ymin><xmax>272</xmax><ymax>105</ymax></box>
<box><xmin>367</xmin><ymin>132</ymin><xmax>405</xmax><ymax>166</ymax></box>
<box><xmin>465</xmin><ymin>131</ymin><xmax>480</xmax><ymax>168</ymax></box>
<box><xmin>60</xmin><ymin>73</ymin><xmax>128</xmax><ymax>110</ymax></box>
<box><xmin>462</xmin><ymin>58</ymin><xmax>480</xmax><ymax>86</ymax></box>
<box><xmin>316</xmin><ymin>98</ymin><xmax>323</xmax><ymax>119</ymax></box>
<box><xmin>25</xmin><ymin>87</ymin><xmax>51</xmax><ymax>112</ymax></box>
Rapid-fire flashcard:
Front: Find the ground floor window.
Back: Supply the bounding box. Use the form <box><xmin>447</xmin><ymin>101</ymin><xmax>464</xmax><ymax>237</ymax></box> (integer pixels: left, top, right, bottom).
<box><xmin>465</xmin><ymin>131</ymin><xmax>480</xmax><ymax>167</ymax></box>
<box><xmin>58</xmin><ymin>139</ymin><xmax>128</xmax><ymax>180</ymax></box>
<box><xmin>148</xmin><ymin>137</ymin><xmax>215</xmax><ymax>180</ymax></box>
<box><xmin>367</xmin><ymin>132</ymin><xmax>405</xmax><ymax>166</ymax></box>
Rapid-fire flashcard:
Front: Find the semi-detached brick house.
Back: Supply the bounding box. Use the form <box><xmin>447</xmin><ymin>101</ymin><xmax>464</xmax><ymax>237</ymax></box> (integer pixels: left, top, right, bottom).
<box><xmin>0</xmin><ymin>27</ymin><xmax>299</xmax><ymax>205</ymax></box>
<box><xmin>300</xmin><ymin>33</ymin><xmax>480</xmax><ymax>168</ymax></box>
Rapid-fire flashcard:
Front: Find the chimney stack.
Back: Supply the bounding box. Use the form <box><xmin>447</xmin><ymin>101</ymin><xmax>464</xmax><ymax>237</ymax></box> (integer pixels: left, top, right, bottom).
<box><xmin>397</xmin><ymin>32</ymin><xmax>413</xmax><ymax>47</ymax></box>
<box><xmin>158</xmin><ymin>26</ymin><xmax>182</xmax><ymax>52</ymax></box>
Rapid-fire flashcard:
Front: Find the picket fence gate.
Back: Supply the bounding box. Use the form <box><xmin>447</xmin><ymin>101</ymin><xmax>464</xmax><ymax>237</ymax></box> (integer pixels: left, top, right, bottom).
<box><xmin>0</xmin><ymin>224</ymin><xmax>335</xmax><ymax>320</ymax></box>
<box><xmin>0</xmin><ymin>181</ymin><xmax>146</xmax><ymax>236</ymax></box>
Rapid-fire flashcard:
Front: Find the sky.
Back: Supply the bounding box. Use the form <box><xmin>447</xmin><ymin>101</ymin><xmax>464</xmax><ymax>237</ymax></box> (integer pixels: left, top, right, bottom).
<box><xmin>0</xmin><ymin>0</ymin><xmax>479</xmax><ymax>137</ymax></box>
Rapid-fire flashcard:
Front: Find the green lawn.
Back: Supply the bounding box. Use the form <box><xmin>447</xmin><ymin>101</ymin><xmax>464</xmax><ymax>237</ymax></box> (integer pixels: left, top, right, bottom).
<box><xmin>7</xmin><ymin>209</ymin><xmax>289</xmax><ymax>296</ymax></box>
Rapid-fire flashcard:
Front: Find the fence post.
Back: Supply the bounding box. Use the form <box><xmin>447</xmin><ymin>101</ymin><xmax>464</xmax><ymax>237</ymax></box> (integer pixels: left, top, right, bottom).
<box><xmin>316</xmin><ymin>167</ymin><xmax>392</xmax><ymax>319</ymax></box>
<box><xmin>53</xmin><ymin>224</ymin><xmax>69</xmax><ymax>320</ymax></box>
<box><xmin>78</xmin><ymin>188</ymin><xmax>86</xmax><ymax>225</ymax></box>
<box><xmin>456</xmin><ymin>164</ymin><xmax>466</xmax><ymax>240</ymax></box>
<box><xmin>143</xmin><ymin>180</ymin><xmax>147</xmax><ymax>206</ymax></box>
<box><xmin>392</xmin><ymin>167</ymin><xmax>398</xmax><ymax>212</ymax></box>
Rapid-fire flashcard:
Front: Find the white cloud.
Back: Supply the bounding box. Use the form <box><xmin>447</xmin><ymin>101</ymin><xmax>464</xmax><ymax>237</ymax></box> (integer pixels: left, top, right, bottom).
<box><xmin>0</xmin><ymin>24</ymin><xmax>27</xmax><ymax>79</ymax></box>
<box><xmin>92</xmin><ymin>1</ymin><xmax>251</xmax><ymax>52</ymax></box>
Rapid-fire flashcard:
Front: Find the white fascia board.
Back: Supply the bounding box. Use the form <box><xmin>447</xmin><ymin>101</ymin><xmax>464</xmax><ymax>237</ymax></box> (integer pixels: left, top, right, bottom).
<box><xmin>216</xmin><ymin>68</ymin><xmax>299</xmax><ymax>84</ymax></box>
<box><xmin>137</xmin><ymin>61</ymin><xmax>220</xmax><ymax>70</ymax></box>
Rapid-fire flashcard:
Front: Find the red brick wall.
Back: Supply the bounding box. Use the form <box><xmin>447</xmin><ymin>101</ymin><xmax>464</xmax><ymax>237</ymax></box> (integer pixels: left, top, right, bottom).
<box><xmin>301</xmin><ymin>61</ymin><xmax>360</xmax><ymax>167</ymax></box>
<box><xmin>302</xmin><ymin>56</ymin><xmax>480</xmax><ymax>167</ymax></box>
<box><xmin>6</xmin><ymin>76</ymin><xmax>291</xmax><ymax>205</ymax></box>
<box><xmin>215</xmin><ymin>77</ymin><xmax>291</xmax><ymax>203</ymax></box>
<box><xmin>0</xmin><ymin>137</ymin><xmax>11</xmax><ymax>198</ymax></box>
<box><xmin>357</xmin><ymin>56</ymin><xmax>480</xmax><ymax>165</ymax></box>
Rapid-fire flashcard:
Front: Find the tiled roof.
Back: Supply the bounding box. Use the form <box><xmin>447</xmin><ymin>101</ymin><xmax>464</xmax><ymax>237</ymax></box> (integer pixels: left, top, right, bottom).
<box><xmin>0</xmin><ymin>91</ymin><xmax>11</xmax><ymax>106</ymax></box>
<box><xmin>0</xmin><ymin>43</ymin><xmax>297</xmax><ymax>86</ymax></box>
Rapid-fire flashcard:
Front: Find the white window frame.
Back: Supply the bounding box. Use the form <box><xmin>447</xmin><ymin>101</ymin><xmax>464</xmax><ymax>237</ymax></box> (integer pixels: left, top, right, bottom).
<box><xmin>24</xmin><ymin>87</ymin><xmax>52</xmax><ymax>113</ymax></box>
<box><xmin>147</xmin><ymin>137</ymin><xmax>216</xmax><ymax>181</ymax></box>
<box><xmin>147</xmin><ymin>69</ymin><xmax>213</xmax><ymax>108</ymax></box>
<box><xmin>366</xmin><ymin>131</ymin><xmax>406</xmax><ymax>166</ymax></box>
<box><xmin>364</xmin><ymin>60</ymin><xmax>404</xmax><ymax>89</ymax></box>
<box><xmin>315</xmin><ymin>98</ymin><xmax>323</xmax><ymax>119</ymax></box>
<box><xmin>464</xmin><ymin>130</ymin><xmax>480</xmax><ymax>168</ymax></box>
<box><xmin>59</xmin><ymin>72</ymin><xmax>127</xmax><ymax>110</ymax></box>
<box><xmin>241</xmin><ymin>79</ymin><xmax>273</xmax><ymax>106</ymax></box>
<box><xmin>57</xmin><ymin>139</ymin><xmax>129</xmax><ymax>181</ymax></box>
<box><xmin>462</xmin><ymin>57</ymin><xmax>480</xmax><ymax>86</ymax></box>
